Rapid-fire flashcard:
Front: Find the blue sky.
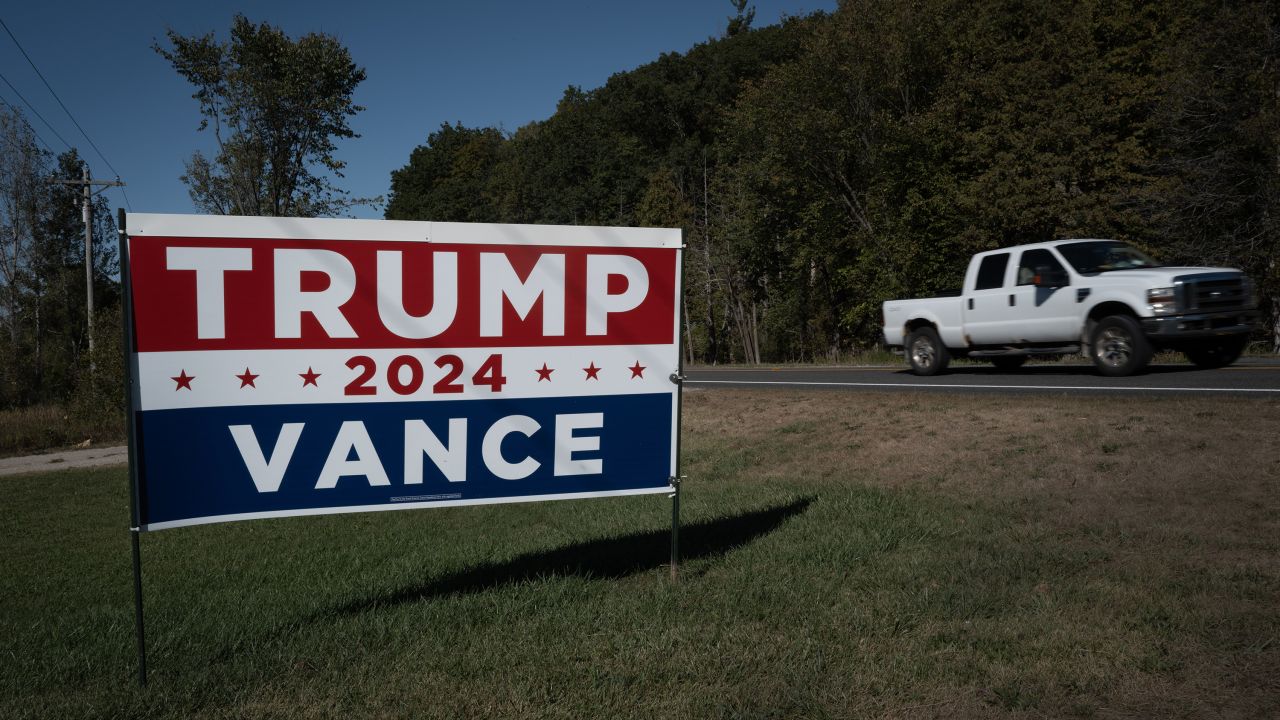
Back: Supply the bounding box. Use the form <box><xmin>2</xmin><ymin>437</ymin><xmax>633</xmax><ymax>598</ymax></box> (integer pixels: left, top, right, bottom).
<box><xmin>0</xmin><ymin>1</ymin><xmax>834</xmax><ymax>220</ymax></box>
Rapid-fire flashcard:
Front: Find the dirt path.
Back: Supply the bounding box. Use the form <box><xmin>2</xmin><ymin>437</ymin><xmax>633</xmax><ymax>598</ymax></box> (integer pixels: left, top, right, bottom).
<box><xmin>0</xmin><ymin>445</ymin><xmax>128</xmax><ymax>477</ymax></box>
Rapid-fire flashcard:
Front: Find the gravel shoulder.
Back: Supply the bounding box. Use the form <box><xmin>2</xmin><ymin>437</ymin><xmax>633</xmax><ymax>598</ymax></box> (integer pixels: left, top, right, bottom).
<box><xmin>0</xmin><ymin>445</ymin><xmax>127</xmax><ymax>477</ymax></box>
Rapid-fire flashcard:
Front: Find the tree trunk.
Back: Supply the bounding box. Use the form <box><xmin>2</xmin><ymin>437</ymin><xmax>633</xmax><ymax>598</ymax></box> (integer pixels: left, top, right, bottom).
<box><xmin>1271</xmin><ymin>299</ymin><xmax>1279</xmax><ymax>354</ymax></box>
<box><xmin>32</xmin><ymin>300</ymin><xmax>41</xmax><ymax>393</ymax></box>
<box><xmin>683</xmin><ymin>296</ymin><xmax>694</xmax><ymax>366</ymax></box>
<box><xmin>700</xmin><ymin>154</ymin><xmax>719</xmax><ymax>363</ymax></box>
<box><xmin>729</xmin><ymin>293</ymin><xmax>761</xmax><ymax>365</ymax></box>
<box><xmin>750</xmin><ymin>301</ymin><xmax>761</xmax><ymax>363</ymax></box>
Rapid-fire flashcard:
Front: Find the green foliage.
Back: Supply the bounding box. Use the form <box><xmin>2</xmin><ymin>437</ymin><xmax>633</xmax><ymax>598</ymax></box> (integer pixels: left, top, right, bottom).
<box><xmin>386</xmin><ymin>123</ymin><xmax>505</xmax><ymax>222</ymax></box>
<box><xmin>68</xmin><ymin>304</ymin><xmax>125</xmax><ymax>440</ymax></box>
<box><xmin>1143</xmin><ymin>0</ymin><xmax>1280</xmax><ymax>348</ymax></box>
<box><xmin>156</xmin><ymin>15</ymin><xmax>371</xmax><ymax>217</ymax></box>
<box><xmin>386</xmin><ymin>15</ymin><xmax>819</xmax><ymax>362</ymax></box>
<box><xmin>499</xmin><ymin>86</ymin><xmax>648</xmax><ymax>226</ymax></box>
<box><xmin>0</xmin><ymin>111</ymin><xmax>119</xmax><ymax>409</ymax></box>
<box><xmin>726</xmin><ymin>0</ymin><xmax>756</xmax><ymax>37</ymax></box>
<box><xmin>387</xmin><ymin>1</ymin><xmax>1280</xmax><ymax>360</ymax></box>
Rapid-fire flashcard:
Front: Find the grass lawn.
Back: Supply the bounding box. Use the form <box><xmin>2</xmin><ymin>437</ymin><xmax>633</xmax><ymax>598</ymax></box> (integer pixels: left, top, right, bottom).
<box><xmin>2</xmin><ymin>389</ymin><xmax>1277</xmax><ymax>718</ymax></box>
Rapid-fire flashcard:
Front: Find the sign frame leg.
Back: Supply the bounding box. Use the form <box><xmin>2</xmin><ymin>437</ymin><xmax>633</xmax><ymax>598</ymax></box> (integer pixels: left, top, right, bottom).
<box><xmin>119</xmin><ymin>209</ymin><xmax>147</xmax><ymax>687</ymax></box>
<box><xmin>669</xmin><ymin>236</ymin><xmax>687</xmax><ymax>583</ymax></box>
<box><xmin>129</xmin><ymin>527</ymin><xmax>146</xmax><ymax>687</ymax></box>
<box><xmin>670</xmin><ymin>478</ymin><xmax>681</xmax><ymax>582</ymax></box>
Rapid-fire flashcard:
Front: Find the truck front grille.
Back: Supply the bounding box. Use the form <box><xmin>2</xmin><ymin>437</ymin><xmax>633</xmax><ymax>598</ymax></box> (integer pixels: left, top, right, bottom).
<box><xmin>1184</xmin><ymin>277</ymin><xmax>1246</xmax><ymax>312</ymax></box>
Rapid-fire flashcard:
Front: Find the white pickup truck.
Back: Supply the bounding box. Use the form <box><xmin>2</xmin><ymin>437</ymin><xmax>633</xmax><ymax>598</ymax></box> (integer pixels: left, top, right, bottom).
<box><xmin>882</xmin><ymin>239</ymin><xmax>1260</xmax><ymax>376</ymax></box>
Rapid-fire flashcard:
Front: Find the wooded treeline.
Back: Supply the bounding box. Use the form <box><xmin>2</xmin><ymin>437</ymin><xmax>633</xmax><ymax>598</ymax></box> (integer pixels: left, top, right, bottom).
<box><xmin>1</xmin><ymin>0</ymin><xmax>1274</xmax><ymax>425</ymax></box>
<box><xmin>0</xmin><ymin>108</ymin><xmax>120</xmax><ymax>413</ymax></box>
<box><xmin>387</xmin><ymin>0</ymin><xmax>1280</xmax><ymax>362</ymax></box>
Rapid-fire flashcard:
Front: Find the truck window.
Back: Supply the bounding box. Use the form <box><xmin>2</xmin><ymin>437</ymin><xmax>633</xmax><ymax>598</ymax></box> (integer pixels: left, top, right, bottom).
<box><xmin>1056</xmin><ymin>241</ymin><xmax>1160</xmax><ymax>274</ymax></box>
<box><xmin>1017</xmin><ymin>249</ymin><xmax>1066</xmax><ymax>285</ymax></box>
<box><xmin>974</xmin><ymin>253</ymin><xmax>1009</xmax><ymax>290</ymax></box>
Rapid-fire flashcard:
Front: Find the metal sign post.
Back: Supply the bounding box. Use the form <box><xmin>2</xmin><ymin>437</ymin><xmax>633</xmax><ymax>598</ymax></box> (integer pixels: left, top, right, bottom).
<box><xmin>670</xmin><ymin>473</ymin><xmax>681</xmax><ymax>581</ymax></box>
<box><xmin>669</xmin><ymin>233</ymin><xmax>687</xmax><ymax>582</ymax></box>
<box><xmin>118</xmin><ymin>209</ymin><xmax>147</xmax><ymax>687</ymax></box>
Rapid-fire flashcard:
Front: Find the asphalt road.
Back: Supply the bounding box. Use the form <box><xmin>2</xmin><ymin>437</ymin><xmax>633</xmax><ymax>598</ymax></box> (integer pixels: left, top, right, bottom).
<box><xmin>686</xmin><ymin>359</ymin><xmax>1280</xmax><ymax>396</ymax></box>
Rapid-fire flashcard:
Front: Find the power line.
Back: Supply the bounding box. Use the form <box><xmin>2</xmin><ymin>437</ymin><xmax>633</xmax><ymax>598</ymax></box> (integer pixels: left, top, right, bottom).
<box><xmin>0</xmin><ymin>17</ymin><xmax>122</xmax><ymax>178</ymax></box>
<box><xmin>0</xmin><ymin>71</ymin><xmax>72</xmax><ymax>151</ymax></box>
<box><xmin>0</xmin><ymin>91</ymin><xmax>131</xmax><ymax>212</ymax></box>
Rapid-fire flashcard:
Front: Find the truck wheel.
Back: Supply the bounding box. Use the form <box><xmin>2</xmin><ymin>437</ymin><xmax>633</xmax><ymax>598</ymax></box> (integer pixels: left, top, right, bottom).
<box><xmin>906</xmin><ymin>327</ymin><xmax>950</xmax><ymax>376</ymax></box>
<box><xmin>1089</xmin><ymin>315</ymin><xmax>1151</xmax><ymax>377</ymax></box>
<box><xmin>991</xmin><ymin>356</ymin><xmax>1027</xmax><ymax>371</ymax></box>
<box><xmin>1184</xmin><ymin>336</ymin><xmax>1247</xmax><ymax>369</ymax></box>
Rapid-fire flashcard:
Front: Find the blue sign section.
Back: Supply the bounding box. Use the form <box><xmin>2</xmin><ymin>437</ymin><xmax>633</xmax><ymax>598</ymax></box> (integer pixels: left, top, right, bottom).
<box><xmin>136</xmin><ymin>393</ymin><xmax>672</xmax><ymax>529</ymax></box>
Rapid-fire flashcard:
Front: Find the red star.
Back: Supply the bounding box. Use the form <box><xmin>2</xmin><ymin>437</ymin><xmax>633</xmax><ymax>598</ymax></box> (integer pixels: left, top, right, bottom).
<box><xmin>236</xmin><ymin>367</ymin><xmax>259</xmax><ymax>388</ymax></box>
<box><xmin>299</xmin><ymin>367</ymin><xmax>321</xmax><ymax>387</ymax></box>
<box><xmin>536</xmin><ymin>363</ymin><xmax>554</xmax><ymax>382</ymax></box>
<box><xmin>171</xmin><ymin>370</ymin><xmax>194</xmax><ymax>391</ymax></box>
<box><xmin>583</xmin><ymin>362</ymin><xmax>601</xmax><ymax>380</ymax></box>
<box><xmin>629</xmin><ymin>361</ymin><xmax>646</xmax><ymax>379</ymax></box>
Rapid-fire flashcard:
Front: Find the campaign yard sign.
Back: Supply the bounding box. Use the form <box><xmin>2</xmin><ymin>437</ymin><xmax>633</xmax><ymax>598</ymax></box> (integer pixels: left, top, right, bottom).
<box><xmin>124</xmin><ymin>214</ymin><xmax>682</xmax><ymax>531</ymax></box>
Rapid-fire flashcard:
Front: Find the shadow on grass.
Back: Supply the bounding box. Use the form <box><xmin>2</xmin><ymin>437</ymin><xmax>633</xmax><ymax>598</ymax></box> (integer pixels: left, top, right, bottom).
<box><xmin>327</xmin><ymin>496</ymin><xmax>814</xmax><ymax>617</ymax></box>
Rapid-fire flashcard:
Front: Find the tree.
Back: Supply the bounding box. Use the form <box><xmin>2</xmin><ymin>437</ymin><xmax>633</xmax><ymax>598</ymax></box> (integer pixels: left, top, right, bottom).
<box><xmin>0</xmin><ymin>107</ymin><xmax>44</xmax><ymax>346</ymax></box>
<box><xmin>0</xmin><ymin>108</ymin><xmax>119</xmax><ymax>406</ymax></box>
<box><xmin>719</xmin><ymin>0</ymin><xmax>958</xmax><ymax>356</ymax></box>
<box><xmin>726</xmin><ymin>0</ymin><xmax>756</xmax><ymax>37</ymax></box>
<box><xmin>385</xmin><ymin>123</ymin><xmax>506</xmax><ymax>222</ymax></box>
<box><xmin>30</xmin><ymin>150</ymin><xmax>118</xmax><ymax>394</ymax></box>
<box><xmin>156</xmin><ymin>15</ymin><xmax>369</xmax><ymax>217</ymax></box>
<box><xmin>1144</xmin><ymin>0</ymin><xmax>1280</xmax><ymax>351</ymax></box>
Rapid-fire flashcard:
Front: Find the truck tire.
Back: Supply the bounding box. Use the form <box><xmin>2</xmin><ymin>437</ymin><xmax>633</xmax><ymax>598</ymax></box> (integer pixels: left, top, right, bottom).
<box><xmin>1089</xmin><ymin>315</ymin><xmax>1151</xmax><ymax>377</ymax></box>
<box><xmin>990</xmin><ymin>356</ymin><xmax>1027</xmax><ymax>371</ymax></box>
<box><xmin>1184</xmin><ymin>336</ymin><xmax>1247</xmax><ymax>369</ymax></box>
<box><xmin>906</xmin><ymin>327</ymin><xmax>950</xmax><ymax>376</ymax></box>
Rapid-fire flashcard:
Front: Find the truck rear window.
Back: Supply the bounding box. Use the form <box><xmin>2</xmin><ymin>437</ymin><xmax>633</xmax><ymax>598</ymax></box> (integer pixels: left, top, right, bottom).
<box><xmin>974</xmin><ymin>253</ymin><xmax>1009</xmax><ymax>290</ymax></box>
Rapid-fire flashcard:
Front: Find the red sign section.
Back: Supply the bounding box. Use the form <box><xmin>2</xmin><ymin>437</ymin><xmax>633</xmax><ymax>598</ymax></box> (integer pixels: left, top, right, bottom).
<box><xmin>129</xmin><ymin>236</ymin><xmax>676</xmax><ymax>352</ymax></box>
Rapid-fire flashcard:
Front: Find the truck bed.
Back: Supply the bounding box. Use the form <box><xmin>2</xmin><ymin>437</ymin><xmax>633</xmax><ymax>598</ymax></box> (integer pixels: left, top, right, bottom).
<box><xmin>882</xmin><ymin>295</ymin><xmax>964</xmax><ymax>348</ymax></box>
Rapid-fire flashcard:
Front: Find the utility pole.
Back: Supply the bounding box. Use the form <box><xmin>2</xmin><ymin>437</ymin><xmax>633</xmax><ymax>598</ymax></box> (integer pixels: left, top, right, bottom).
<box><xmin>52</xmin><ymin>164</ymin><xmax>123</xmax><ymax>360</ymax></box>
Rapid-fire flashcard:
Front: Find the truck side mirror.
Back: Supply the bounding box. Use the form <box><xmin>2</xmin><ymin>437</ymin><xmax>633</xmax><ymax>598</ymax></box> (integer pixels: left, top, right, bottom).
<box><xmin>1033</xmin><ymin>267</ymin><xmax>1069</xmax><ymax>288</ymax></box>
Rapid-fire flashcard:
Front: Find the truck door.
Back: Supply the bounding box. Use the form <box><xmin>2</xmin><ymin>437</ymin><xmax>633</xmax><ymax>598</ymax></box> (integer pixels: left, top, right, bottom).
<box><xmin>1009</xmin><ymin>248</ymin><xmax>1077</xmax><ymax>342</ymax></box>
<box><xmin>962</xmin><ymin>252</ymin><xmax>1014</xmax><ymax>345</ymax></box>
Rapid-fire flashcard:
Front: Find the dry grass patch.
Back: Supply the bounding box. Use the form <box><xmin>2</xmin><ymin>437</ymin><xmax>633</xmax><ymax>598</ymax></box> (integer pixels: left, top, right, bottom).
<box><xmin>685</xmin><ymin>389</ymin><xmax>1280</xmax><ymax>549</ymax></box>
<box><xmin>683</xmin><ymin>389</ymin><xmax>1280</xmax><ymax>715</ymax></box>
<box><xmin>0</xmin><ymin>404</ymin><xmax>109</xmax><ymax>456</ymax></box>
<box><xmin>0</xmin><ymin>397</ymin><xmax>124</xmax><ymax>453</ymax></box>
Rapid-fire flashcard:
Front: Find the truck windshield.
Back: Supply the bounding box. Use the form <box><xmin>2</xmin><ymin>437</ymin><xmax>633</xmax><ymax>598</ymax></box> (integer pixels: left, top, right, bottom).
<box><xmin>1055</xmin><ymin>241</ymin><xmax>1160</xmax><ymax>274</ymax></box>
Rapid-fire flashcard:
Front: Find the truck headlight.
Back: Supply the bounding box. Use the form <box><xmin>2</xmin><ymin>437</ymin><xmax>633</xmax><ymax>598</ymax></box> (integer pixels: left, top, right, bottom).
<box><xmin>1147</xmin><ymin>286</ymin><xmax>1177</xmax><ymax>315</ymax></box>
